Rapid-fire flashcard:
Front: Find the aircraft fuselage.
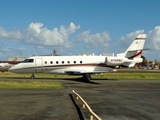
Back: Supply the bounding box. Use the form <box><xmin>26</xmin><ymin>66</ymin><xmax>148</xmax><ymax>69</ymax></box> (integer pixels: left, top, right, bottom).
<box><xmin>9</xmin><ymin>56</ymin><xmax>115</xmax><ymax>74</ymax></box>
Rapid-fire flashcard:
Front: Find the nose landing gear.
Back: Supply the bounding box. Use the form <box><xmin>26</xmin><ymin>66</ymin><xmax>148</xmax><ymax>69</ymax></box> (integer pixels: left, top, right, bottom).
<box><xmin>30</xmin><ymin>73</ymin><xmax>35</xmax><ymax>79</ymax></box>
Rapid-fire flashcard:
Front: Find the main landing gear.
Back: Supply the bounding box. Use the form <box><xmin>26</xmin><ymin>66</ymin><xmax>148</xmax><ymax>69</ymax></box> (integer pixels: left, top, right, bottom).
<box><xmin>83</xmin><ymin>74</ymin><xmax>91</xmax><ymax>82</ymax></box>
<box><xmin>30</xmin><ymin>73</ymin><xmax>35</xmax><ymax>79</ymax></box>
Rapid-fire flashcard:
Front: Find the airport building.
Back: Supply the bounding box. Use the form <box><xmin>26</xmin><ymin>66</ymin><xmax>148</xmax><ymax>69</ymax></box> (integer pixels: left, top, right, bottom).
<box><xmin>0</xmin><ymin>56</ymin><xmax>29</xmax><ymax>64</ymax></box>
<box><xmin>78</xmin><ymin>53</ymin><xmax>114</xmax><ymax>56</ymax></box>
<box><xmin>8</xmin><ymin>56</ymin><xmax>29</xmax><ymax>62</ymax></box>
<box><xmin>0</xmin><ymin>56</ymin><xmax>29</xmax><ymax>72</ymax></box>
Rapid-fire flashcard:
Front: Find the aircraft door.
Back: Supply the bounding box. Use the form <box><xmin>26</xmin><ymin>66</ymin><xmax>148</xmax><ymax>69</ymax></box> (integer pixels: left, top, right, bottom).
<box><xmin>35</xmin><ymin>58</ymin><xmax>43</xmax><ymax>73</ymax></box>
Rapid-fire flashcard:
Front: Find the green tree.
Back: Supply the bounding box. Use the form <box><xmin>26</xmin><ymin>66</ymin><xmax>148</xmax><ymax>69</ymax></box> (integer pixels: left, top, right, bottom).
<box><xmin>140</xmin><ymin>55</ymin><xmax>148</xmax><ymax>66</ymax></box>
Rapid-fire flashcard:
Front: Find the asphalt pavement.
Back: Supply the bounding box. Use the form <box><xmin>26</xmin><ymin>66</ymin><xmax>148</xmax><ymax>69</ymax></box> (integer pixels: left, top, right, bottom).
<box><xmin>0</xmin><ymin>78</ymin><xmax>160</xmax><ymax>120</ymax></box>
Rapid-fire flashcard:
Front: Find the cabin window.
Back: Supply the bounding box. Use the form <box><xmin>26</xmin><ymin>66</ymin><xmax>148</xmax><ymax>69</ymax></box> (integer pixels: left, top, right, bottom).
<box><xmin>67</xmin><ymin>61</ymin><xmax>70</xmax><ymax>64</ymax></box>
<box><xmin>45</xmin><ymin>61</ymin><xmax>47</xmax><ymax>64</ymax></box>
<box><xmin>62</xmin><ymin>61</ymin><xmax>64</xmax><ymax>64</ymax></box>
<box><xmin>74</xmin><ymin>61</ymin><xmax>76</xmax><ymax>64</ymax></box>
<box><xmin>50</xmin><ymin>61</ymin><xmax>53</xmax><ymax>64</ymax></box>
<box><xmin>56</xmin><ymin>61</ymin><xmax>59</xmax><ymax>64</ymax></box>
<box><xmin>80</xmin><ymin>61</ymin><xmax>82</xmax><ymax>64</ymax></box>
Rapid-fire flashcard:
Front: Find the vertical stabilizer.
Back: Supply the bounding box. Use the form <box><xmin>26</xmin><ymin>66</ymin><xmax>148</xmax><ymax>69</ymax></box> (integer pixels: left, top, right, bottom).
<box><xmin>117</xmin><ymin>34</ymin><xmax>146</xmax><ymax>59</ymax></box>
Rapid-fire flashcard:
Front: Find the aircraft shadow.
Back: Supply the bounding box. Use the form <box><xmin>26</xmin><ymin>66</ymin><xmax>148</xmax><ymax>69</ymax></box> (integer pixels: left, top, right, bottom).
<box><xmin>38</xmin><ymin>77</ymin><xmax>101</xmax><ymax>84</ymax></box>
<box><xmin>63</xmin><ymin>78</ymin><xmax>101</xmax><ymax>84</ymax></box>
<box><xmin>0</xmin><ymin>76</ymin><xmax>118</xmax><ymax>84</ymax></box>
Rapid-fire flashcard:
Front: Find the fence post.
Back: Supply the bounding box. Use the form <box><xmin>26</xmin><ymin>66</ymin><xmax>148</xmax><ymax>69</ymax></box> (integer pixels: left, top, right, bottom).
<box><xmin>90</xmin><ymin>115</ymin><xmax>94</xmax><ymax>120</ymax></box>
<box><xmin>72</xmin><ymin>90</ymin><xmax>102</xmax><ymax>120</ymax></box>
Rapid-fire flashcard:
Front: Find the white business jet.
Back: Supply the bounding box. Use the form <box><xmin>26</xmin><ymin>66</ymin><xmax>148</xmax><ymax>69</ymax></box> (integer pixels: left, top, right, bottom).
<box><xmin>9</xmin><ymin>34</ymin><xmax>146</xmax><ymax>82</ymax></box>
<box><xmin>0</xmin><ymin>63</ymin><xmax>11</xmax><ymax>72</ymax></box>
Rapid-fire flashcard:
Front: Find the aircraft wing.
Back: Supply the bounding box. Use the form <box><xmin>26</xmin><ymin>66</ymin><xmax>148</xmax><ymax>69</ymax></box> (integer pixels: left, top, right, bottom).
<box><xmin>64</xmin><ymin>70</ymin><xmax>105</xmax><ymax>75</ymax></box>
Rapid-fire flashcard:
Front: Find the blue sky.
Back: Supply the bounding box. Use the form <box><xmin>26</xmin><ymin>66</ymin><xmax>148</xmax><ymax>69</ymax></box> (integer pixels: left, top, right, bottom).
<box><xmin>0</xmin><ymin>0</ymin><xmax>160</xmax><ymax>60</ymax></box>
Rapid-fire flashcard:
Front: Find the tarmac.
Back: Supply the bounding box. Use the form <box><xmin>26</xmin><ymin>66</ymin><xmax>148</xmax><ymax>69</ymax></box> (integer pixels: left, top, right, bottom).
<box><xmin>0</xmin><ymin>78</ymin><xmax>160</xmax><ymax>120</ymax></box>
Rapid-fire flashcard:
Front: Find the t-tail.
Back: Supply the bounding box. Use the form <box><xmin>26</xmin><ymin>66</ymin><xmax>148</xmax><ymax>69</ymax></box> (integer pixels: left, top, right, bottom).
<box><xmin>105</xmin><ymin>34</ymin><xmax>146</xmax><ymax>68</ymax></box>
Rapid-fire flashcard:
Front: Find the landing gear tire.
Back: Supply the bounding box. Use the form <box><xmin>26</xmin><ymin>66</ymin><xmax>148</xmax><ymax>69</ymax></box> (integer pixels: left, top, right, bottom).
<box><xmin>30</xmin><ymin>73</ymin><xmax>35</xmax><ymax>79</ymax></box>
<box><xmin>83</xmin><ymin>74</ymin><xmax>91</xmax><ymax>82</ymax></box>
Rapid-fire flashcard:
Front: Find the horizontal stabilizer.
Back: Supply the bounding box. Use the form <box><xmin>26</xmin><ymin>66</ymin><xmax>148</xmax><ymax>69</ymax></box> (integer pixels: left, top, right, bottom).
<box><xmin>127</xmin><ymin>48</ymin><xmax>151</xmax><ymax>52</ymax></box>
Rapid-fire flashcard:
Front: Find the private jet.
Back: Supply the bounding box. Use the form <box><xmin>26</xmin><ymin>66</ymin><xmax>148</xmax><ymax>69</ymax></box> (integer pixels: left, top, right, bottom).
<box><xmin>9</xmin><ymin>34</ymin><xmax>146</xmax><ymax>82</ymax></box>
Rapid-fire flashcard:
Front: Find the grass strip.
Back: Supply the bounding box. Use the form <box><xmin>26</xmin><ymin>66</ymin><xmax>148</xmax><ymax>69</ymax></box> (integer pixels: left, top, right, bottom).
<box><xmin>0</xmin><ymin>72</ymin><xmax>160</xmax><ymax>80</ymax></box>
<box><xmin>92</xmin><ymin>73</ymin><xmax>160</xmax><ymax>80</ymax></box>
<box><xmin>0</xmin><ymin>81</ymin><xmax>63</xmax><ymax>89</ymax></box>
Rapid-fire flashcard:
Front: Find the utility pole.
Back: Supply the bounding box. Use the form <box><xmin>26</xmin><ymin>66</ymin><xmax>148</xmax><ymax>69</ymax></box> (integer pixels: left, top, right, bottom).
<box><xmin>53</xmin><ymin>49</ymin><xmax>57</xmax><ymax>55</ymax></box>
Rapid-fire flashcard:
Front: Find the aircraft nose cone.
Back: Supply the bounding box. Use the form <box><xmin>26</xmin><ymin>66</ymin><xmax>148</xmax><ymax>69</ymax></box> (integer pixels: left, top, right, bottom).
<box><xmin>8</xmin><ymin>67</ymin><xmax>14</xmax><ymax>72</ymax></box>
<box><xmin>8</xmin><ymin>65</ymin><xmax>19</xmax><ymax>73</ymax></box>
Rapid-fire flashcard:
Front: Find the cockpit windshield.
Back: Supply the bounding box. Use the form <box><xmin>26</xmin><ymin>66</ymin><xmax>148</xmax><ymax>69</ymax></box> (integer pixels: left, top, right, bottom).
<box><xmin>21</xmin><ymin>59</ymin><xmax>34</xmax><ymax>63</ymax></box>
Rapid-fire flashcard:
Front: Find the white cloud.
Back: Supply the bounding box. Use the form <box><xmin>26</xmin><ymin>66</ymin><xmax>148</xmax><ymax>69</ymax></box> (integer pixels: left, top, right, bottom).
<box><xmin>74</xmin><ymin>31</ymin><xmax>111</xmax><ymax>49</ymax></box>
<box><xmin>120</xmin><ymin>30</ymin><xmax>144</xmax><ymax>42</ymax></box>
<box><xmin>0</xmin><ymin>22</ymin><xmax>80</xmax><ymax>48</ymax></box>
<box><xmin>36</xmin><ymin>46</ymin><xmax>44</xmax><ymax>49</ymax></box>
<box><xmin>1</xmin><ymin>23</ymin><xmax>160</xmax><ymax>60</ymax></box>
<box><xmin>25</xmin><ymin>22</ymin><xmax>80</xmax><ymax>48</ymax></box>
<box><xmin>18</xmin><ymin>47</ymin><xmax>26</xmax><ymax>51</ymax></box>
<box><xmin>0</xmin><ymin>27</ymin><xmax>23</xmax><ymax>40</ymax></box>
<box><xmin>0</xmin><ymin>42</ymin><xmax>13</xmax><ymax>60</ymax></box>
<box><xmin>147</xmin><ymin>26</ymin><xmax>160</xmax><ymax>50</ymax></box>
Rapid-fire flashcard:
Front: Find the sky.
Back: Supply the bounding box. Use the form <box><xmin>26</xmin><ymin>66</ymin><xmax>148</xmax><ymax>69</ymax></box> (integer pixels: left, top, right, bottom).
<box><xmin>0</xmin><ymin>0</ymin><xmax>160</xmax><ymax>61</ymax></box>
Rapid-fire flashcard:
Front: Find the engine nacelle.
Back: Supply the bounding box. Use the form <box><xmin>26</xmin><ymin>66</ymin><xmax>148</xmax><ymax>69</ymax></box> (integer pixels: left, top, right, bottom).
<box><xmin>105</xmin><ymin>57</ymin><xmax>132</xmax><ymax>65</ymax></box>
<box><xmin>132</xmin><ymin>58</ymin><xmax>143</xmax><ymax>63</ymax></box>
